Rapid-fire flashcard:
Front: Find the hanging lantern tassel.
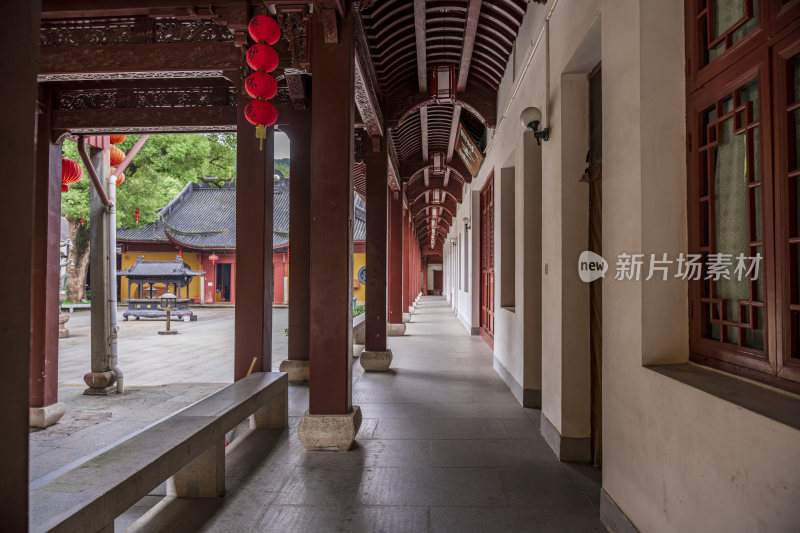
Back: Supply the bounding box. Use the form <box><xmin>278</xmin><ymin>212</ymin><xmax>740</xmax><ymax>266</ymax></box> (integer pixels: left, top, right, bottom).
<box><xmin>245</xmin><ymin>99</ymin><xmax>277</xmax><ymax>151</ymax></box>
<box><xmin>256</xmin><ymin>125</ymin><xmax>267</xmax><ymax>150</ymax></box>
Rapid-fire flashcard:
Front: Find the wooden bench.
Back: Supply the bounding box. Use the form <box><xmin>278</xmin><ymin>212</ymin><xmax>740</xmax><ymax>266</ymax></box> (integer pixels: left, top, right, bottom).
<box><xmin>30</xmin><ymin>372</ymin><xmax>288</xmax><ymax>533</ymax></box>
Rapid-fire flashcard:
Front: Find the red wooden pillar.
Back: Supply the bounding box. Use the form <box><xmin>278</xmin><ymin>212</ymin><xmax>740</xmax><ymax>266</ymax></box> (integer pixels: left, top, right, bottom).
<box><xmin>402</xmin><ymin>206</ymin><xmax>410</xmax><ymax>313</ymax></box>
<box><xmin>364</xmin><ymin>136</ymin><xmax>388</xmax><ymax>354</ymax></box>
<box><xmin>30</xmin><ymin>85</ymin><xmax>64</xmax><ymax>426</ymax></box>
<box><xmin>308</xmin><ymin>3</ymin><xmax>355</xmax><ymax>415</ymax></box>
<box><xmin>387</xmin><ymin>189</ymin><xmax>403</xmax><ymax>324</ymax></box>
<box><xmin>287</xmin><ymin>108</ymin><xmax>311</xmax><ymax>362</ymax></box>
<box><xmin>234</xmin><ymin>84</ymin><xmax>274</xmax><ymax>379</ymax></box>
<box><xmin>3</xmin><ymin>3</ymin><xmax>39</xmax><ymax>527</ymax></box>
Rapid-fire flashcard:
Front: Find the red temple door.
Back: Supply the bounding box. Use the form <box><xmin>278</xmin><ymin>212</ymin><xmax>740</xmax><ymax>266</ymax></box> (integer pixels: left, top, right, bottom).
<box><xmin>480</xmin><ymin>173</ymin><xmax>495</xmax><ymax>347</ymax></box>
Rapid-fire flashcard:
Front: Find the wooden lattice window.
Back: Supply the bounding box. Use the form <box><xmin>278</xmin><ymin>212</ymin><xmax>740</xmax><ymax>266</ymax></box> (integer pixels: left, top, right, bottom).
<box><xmin>774</xmin><ymin>28</ymin><xmax>800</xmax><ymax>384</ymax></box>
<box><xmin>687</xmin><ymin>4</ymin><xmax>800</xmax><ymax>392</ymax></box>
<box><xmin>686</xmin><ymin>0</ymin><xmax>800</xmax><ymax>91</ymax></box>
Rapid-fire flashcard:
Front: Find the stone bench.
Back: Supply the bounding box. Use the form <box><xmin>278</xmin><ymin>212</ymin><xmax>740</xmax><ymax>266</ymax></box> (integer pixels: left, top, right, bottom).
<box><xmin>60</xmin><ymin>303</ymin><xmax>91</xmax><ymax>313</ymax></box>
<box><xmin>30</xmin><ymin>372</ymin><xmax>288</xmax><ymax>533</ymax></box>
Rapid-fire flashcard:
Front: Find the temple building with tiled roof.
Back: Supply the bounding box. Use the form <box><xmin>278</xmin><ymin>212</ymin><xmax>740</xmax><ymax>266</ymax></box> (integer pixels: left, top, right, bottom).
<box><xmin>117</xmin><ymin>174</ymin><xmax>368</xmax><ymax>305</ymax></box>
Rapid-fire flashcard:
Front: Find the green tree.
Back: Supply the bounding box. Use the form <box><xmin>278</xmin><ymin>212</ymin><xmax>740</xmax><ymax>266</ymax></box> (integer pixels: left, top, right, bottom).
<box><xmin>60</xmin><ymin>134</ymin><xmax>238</xmax><ymax>301</ymax></box>
<box><xmin>275</xmin><ymin>157</ymin><xmax>290</xmax><ymax>179</ymax></box>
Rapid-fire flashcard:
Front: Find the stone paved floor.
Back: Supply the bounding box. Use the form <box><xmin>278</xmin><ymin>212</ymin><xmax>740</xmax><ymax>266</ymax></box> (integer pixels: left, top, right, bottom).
<box><xmin>58</xmin><ymin>306</ymin><xmax>288</xmax><ymax>385</ymax></box>
<box><xmin>115</xmin><ymin>296</ymin><xmax>604</xmax><ymax>532</ymax></box>
<box><xmin>29</xmin><ymin>307</ymin><xmax>288</xmax><ymax>486</ymax></box>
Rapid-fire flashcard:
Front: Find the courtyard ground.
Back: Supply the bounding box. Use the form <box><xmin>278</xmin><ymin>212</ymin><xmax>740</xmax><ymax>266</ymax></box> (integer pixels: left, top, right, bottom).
<box><xmin>30</xmin><ymin>306</ymin><xmax>289</xmax><ymax>486</ymax></box>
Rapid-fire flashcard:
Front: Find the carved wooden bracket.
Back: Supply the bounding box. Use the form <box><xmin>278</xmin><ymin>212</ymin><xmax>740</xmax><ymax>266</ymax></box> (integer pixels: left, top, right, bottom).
<box><xmin>276</xmin><ymin>6</ymin><xmax>312</xmax><ymax>71</ymax></box>
<box><xmin>321</xmin><ymin>8</ymin><xmax>338</xmax><ymax>44</ymax></box>
<box><xmin>284</xmin><ymin>71</ymin><xmax>308</xmax><ymax>109</ymax></box>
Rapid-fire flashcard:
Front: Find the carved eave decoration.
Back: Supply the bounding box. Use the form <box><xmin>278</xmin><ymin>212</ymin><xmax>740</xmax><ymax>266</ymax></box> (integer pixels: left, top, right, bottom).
<box><xmin>275</xmin><ymin>6</ymin><xmax>311</xmax><ymax>72</ymax></box>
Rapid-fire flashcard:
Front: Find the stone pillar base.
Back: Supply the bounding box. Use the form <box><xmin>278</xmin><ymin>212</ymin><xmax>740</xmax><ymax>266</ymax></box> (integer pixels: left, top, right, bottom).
<box><xmin>83</xmin><ymin>371</ymin><xmax>117</xmax><ymax>395</ymax></box>
<box><xmin>58</xmin><ymin>314</ymin><xmax>70</xmax><ymax>338</ymax></box>
<box><xmin>408</xmin><ymin>305</ymin><xmax>415</xmax><ymax>314</ymax></box>
<box><xmin>387</xmin><ymin>323</ymin><xmax>406</xmax><ymax>336</ymax></box>
<box><xmin>29</xmin><ymin>402</ymin><xmax>66</xmax><ymax>428</ymax></box>
<box><xmin>402</xmin><ymin>313</ymin><xmax>410</xmax><ymax>323</ymax></box>
<box><xmin>278</xmin><ymin>359</ymin><xmax>310</xmax><ymax>382</ymax></box>
<box><xmin>360</xmin><ymin>349</ymin><xmax>393</xmax><ymax>372</ymax></box>
<box><xmin>298</xmin><ymin>406</ymin><xmax>362</xmax><ymax>451</ymax></box>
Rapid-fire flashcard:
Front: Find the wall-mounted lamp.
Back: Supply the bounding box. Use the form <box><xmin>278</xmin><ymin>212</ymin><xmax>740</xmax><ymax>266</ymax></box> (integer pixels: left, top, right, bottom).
<box><xmin>462</xmin><ymin>216</ymin><xmax>471</xmax><ymax>230</ymax></box>
<box><xmin>520</xmin><ymin>107</ymin><xmax>550</xmax><ymax>146</ymax></box>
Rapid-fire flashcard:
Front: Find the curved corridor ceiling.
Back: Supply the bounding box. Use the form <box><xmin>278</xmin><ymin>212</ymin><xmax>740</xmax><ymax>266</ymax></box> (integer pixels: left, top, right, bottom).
<box><xmin>360</xmin><ymin>0</ymin><xmax>541</xmax><ymax>257</ymax></box>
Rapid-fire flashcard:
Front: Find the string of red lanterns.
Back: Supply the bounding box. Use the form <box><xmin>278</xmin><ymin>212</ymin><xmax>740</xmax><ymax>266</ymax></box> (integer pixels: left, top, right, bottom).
<box><xmin>111</xmin><ymin>167</ymin><xmax>125</xmax><ymax>186</ymax></box>
<box><xmin>244</xmin><ymin>15</ymin><xmax>281</xmax><ymax>150</ymax></box>
<box><xmin>109</xmin><ymin>146</ymin><xmax>125</xmax><ymax>166</ymax></box>
<box><xmin>61</xmin><ymin>158</ymin><xmax>83</xmax><ymax>192</ymax></box>
<box><xmin>134</xmin><ymin>208</ymin><xmax>140</xmax><ymax>222</ymax></box>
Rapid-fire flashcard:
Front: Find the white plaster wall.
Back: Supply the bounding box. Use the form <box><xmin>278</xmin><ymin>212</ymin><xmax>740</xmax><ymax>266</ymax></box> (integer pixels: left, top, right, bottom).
<box><xmin>443</xmin><ymin>0</ymin><xmax>800</xmax><ymax>530</ymax></box>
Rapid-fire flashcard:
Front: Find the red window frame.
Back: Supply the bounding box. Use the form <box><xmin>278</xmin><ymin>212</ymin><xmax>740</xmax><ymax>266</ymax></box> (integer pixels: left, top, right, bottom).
<box><xmin>686</xmin><ymin>0</ymin><xmax>800</xmax><ymax>392</ymax></box>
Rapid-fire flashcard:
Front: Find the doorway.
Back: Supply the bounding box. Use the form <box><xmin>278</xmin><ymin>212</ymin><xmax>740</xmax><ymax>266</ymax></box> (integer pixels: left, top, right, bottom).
<box><xmin>216</xmin><ymin>263</ymin><xmax>232</xmax><ymax>303</ymax></box>
<box><xmin>587</xmin><ymin>63</ymin><xmax>603</xmax><ymax>467</ymax></box>
<box><xmin>480</xmin><ymin>172</ymin><xmax>495</xmax><ymax>347</ymax></box>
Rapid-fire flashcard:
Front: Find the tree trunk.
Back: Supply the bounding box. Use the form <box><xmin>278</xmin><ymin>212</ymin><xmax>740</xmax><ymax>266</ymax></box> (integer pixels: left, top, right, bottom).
<box><xmin>65</xmin><ymin>217</ymin><xmax>90</xmax><ymax>302</ymax></box>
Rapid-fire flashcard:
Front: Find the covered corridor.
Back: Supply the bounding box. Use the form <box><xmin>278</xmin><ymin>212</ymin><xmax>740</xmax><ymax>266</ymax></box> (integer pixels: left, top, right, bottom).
<box><xmin>4</xmin><ymin>1</ymin><xmax>800</xmax><ymax>532</ymax></box>
<box><xmin>114</xmin><ymin>296</ymin><xmax>602</xmax><ymax>532</ymax></box>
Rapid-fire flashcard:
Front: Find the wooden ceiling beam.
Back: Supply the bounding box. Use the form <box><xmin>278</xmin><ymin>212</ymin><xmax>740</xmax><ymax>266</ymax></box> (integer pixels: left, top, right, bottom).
<box><xmin>457</xmin><ymin>0</ymin><xmax>482</xmax><ymax>91</ymax></box>
<box><xmin>386</xmin><ymin>81</ymin><xmax>496</xmax><ymax>128</ymax></box>
<box><xmin>420</xmin><ymin>105</ymin><xmax>428</xmax><ymax>161</ymax></box>
<box><xmin>52</xmin><ymin>105</ymin><xmax>239</xmax><ymax>134</ymax></box>
<box><xmin>446</xmin><ymin>103</ymin><xmax>461</xmax><ymax>161</ymax></box>
<box><xmin>413</xmin><ymin>0</ymin><xmax>427</xmax><ymax>93</ymax></box>
<box><xmin>353</xmin><ymin>13</ymin><xmax>384</xmax><ymax>138</ymax></box>
<box><xmin>39</xmin><ymin>42</ymin><xmax>240</xmax><ymax>77</ymax></box>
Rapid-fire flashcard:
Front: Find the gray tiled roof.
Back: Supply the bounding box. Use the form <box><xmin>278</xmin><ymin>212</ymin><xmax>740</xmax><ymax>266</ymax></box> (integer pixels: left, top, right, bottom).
<box><xmin>117</xmin><ymin>255</ymin><xmax>203</xmax><ymax>278</ymax></box>
<box><xmin>117</xmin><ymin>176</ymin><xmax>367</xmax><ymax>249</ymax></box>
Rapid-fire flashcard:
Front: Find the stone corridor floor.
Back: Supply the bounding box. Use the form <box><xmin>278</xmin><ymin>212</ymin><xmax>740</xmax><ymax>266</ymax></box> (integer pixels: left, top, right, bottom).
<box><xmin>112</xmin><ymin>296</ymin><xmax>604</xmax><ymax>532</ymax></box>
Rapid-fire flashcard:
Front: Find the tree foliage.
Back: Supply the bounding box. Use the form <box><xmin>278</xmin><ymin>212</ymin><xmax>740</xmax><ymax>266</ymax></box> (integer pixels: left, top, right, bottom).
<box><xmin>60</xmin><ymin>133</ymin><xmax>237</xmax><ymax>301</ymax></box>
<box><xmin>61</xmin><ymin>133</ymin><xmax>237</xmax><ymax>229</ymax></box>
<box><xmin>275</xmin><ymin>157</ymin><xmax>290</xmax><ymax>180</ymax></box>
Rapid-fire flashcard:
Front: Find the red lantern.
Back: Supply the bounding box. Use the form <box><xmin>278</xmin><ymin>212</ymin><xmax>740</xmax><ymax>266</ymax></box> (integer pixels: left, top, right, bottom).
<box><xmin>245</xmin><ymin>100</ymin><xmax>277</xmax><ymax>128</ymax></box>
<box><xmin>245</xmin><ymin>71</ymin><xmax>278</xmax><ymax>100</ymax></box>
<box><xmin>248</xmin><ymin>15</ymin><xmax>281</xmax><ymax>45</ymax></box>
<box><xmin>178</xmin><ymin>250</ymin><xmax>183</xmax><ymax>259</ymax></box>
<box><xmin>79</xmin><ymin>217</ymin><xmax>86</xmax><ymax>225</ymax></box>
<box><xmin>109</xmin><ymin>134</ymin><xmax>126</xmax><ymax>145</ymax></box>
<box><xmin>111</xmin><ymin>167</ymin><xmax>125</xmax><ymax>186</ymax></box>
<box><xmin>246</xmin><ymin>44</ymin><xmax>279</xmax><ymax>73</ymax></box>
<box><xmin>109</xmin><ymin>146</ymin><xmax>125</xmax><ymax>166</ymax></box>
<box><xmin>134</xmin><ymin>208</ymin><xmax>140</xmax><ymax>222</ymax></box>
<box><xmin>61</xmin><ymin>158</ymin><xmax>83</xmax><ymax>192</ymax></box>
<box><xmin>245</xmin><ymin>100</ymin><xmax>277</xmax><ymax>149</ymax></box>
<box><xmin>209</xmin><ymin>253</ymin><xmax>219</xmax><ymax>265</ymax></box>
